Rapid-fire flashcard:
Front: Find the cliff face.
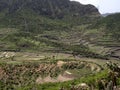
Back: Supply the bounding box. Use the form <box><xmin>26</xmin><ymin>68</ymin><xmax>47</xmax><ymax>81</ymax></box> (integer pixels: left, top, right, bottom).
<box><xmin>0</xmin><ymin>0</ymin><xmax>100</xmax><ymax>18</ymax></box>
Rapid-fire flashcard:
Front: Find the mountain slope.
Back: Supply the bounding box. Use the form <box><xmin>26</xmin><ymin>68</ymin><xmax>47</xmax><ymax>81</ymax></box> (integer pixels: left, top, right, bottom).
<box><xmin>0</xmin><ymin>0</ymin><xmax>120</xmax><ymax>90</ymax></box>
<box><xmin>95</xmin><ymin>13</ymin><xmax>120</xmax><ymax>41</ymax></box>
<box><xmin>0</xmin><ymin>0</ymin><xmax>105</xmax><ymax>58</ymax></box>
<box><xmin>0</xmin><ymin>0</ymin><xmax>100</xmax><ymax>18</ymax></box>
<box><xmin>0</xmin><ymin>0</ymin><xmax>119</xmax><ymax>59</ymax></box>
<box><xmin>89</xmin><ymin>13</ymin><xmax>120</xmax><ymax>59</ymax></box>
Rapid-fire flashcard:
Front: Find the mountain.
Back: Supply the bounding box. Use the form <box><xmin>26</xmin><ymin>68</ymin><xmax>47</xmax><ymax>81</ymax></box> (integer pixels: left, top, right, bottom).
<box><xmin>102</xmin><ymin>12</ymin><xmax>120</xmax><ymax>17</ymax></box>
<box><xmin>0</xmin><ymin>0</ymin><xmax>119</xmax><ymax>60</ymax></box>
<box><xmin>0</xmin><ymin>0</ymin><xmax>120</xmax><ymax>90</ymax></box>
<box><xmin>0</xmin><ymin>0</ymin><xmax>104</xmax><ymax>58</ymax></box>
<box><xmin>0</xmin><ymin>0</ymin><xmax>100</xmax><ymax>18</ymax></box>
<box><xmin>102</xmin><ymin>13</ymin><xmax>114</xmax><ymax>17</ymax></box>
<box><xmin>0</xmin><ymin>0</ymin><xmax>101</xmax><ymax>29</ymax></box>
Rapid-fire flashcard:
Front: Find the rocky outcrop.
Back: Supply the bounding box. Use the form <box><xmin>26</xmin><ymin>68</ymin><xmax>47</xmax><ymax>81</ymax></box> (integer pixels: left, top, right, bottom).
<box><xmin>0</xmin><ymin>0</ymin><xmax>100</xmax><ymax>18</ymax></box>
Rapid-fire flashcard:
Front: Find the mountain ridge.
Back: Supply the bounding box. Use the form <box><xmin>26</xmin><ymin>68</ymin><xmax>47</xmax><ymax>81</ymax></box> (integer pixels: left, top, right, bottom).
<box><xmin>0</xmin><ymin>0</ymin><xmax>100</xmax><ymax>18</ymax></box>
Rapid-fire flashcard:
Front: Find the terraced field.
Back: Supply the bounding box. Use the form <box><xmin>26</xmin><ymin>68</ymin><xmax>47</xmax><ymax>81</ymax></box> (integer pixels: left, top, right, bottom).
<box><xmin>0</xmin><ymin>51</ymin><xmax>120</xmax><ymax>90</ymax></box>
<box><xmin>0</xmin><ymin>1</ymin><xmax>120</xmax><ymax>89</ymax></box>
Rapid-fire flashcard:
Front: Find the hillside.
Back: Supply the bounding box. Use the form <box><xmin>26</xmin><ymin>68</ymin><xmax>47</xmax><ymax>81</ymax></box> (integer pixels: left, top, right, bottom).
<box><xmin>0</xmin><ymin>0</ymin><xmax>119</xmax><ymax>59</ymax></box>
<box><xmin>0</xmin><ymin>0</ymin><xmax>120</xmax><ymax>89</ymax></box>
<box><xmin>91</xmin><ymin>13</ymin><xmax>120</xmax><ymax>59</ymax></box>
<box><xmin>95</xmin><ymin>13</ymin><xmax>120</xmax><ymax>41</ymax></box>
<box><xmin>0</xmin><ymin>0</ymin><xmax>100</xmax><ymax>18</ymax></box>
<box><xmin>0</xmin><ymin>0</ymin><xmax>105</xmax><ymax>58</ymax></box>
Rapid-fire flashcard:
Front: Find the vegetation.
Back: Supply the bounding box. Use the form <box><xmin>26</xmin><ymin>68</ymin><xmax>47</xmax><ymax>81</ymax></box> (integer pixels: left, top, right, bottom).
<box><xmin>15</xmin><ymin>62</ymin><xmax>120</xmax><ymax>90</ymax></box>
<box><xmin>93</xmin><ymin>13</ymin><xmax>120</xmax><ymax>41</ymax></box>
<box><xmin>0</xmin><ymin>0</ymin><xmax>119</xmax><ymax>59</ymax></box>
<box><xmin>0</xmin><ymin>0</ymin><xmax>120</xmax><ymax>90</ymax></box>
<box><xmin>0</xmin><ymin>60</ymin><xmax>102</xmax><ymax>90</ymax></box>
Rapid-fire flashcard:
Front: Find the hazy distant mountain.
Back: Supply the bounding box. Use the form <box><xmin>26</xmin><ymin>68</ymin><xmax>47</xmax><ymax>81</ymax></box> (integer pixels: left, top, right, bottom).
<box><xmin>102</xmin><ymin>12</ymin><xmax>120</xmax><ymax>17</ymax></box>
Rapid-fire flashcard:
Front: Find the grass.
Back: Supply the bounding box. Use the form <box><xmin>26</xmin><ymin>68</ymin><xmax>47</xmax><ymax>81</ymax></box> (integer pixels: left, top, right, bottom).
<box><xmin>1</xmin><ymin>51</ymin><xmax>120</xmax><ymax>65</ymax></box>
<box><xmin>0</xmin><ymin>1</ymin><xmax>119</xmax><ymax>90</ymax></box>
<box><xmin>0</xmin><ymin>57</ymin><xmax>104</xmax><ymax>89</ymax></box>
<box><xmin>16</xmin><ymin>70</ymin><xmax>109</xmax><ymax>90</ymax></box>
<box><xmin>68</xmin><ymin>68</ymin><xmax>92</xmax><ymax>77</ymax></box>
<box><xmin>0</xmin><ymin>51</ymin><xmax>120</xmax><ymax>90</ymax></box>
<box><xmin>0</xmin><ymin>10</ymin><xmax>119</xmax><ymax>59</ymax></box>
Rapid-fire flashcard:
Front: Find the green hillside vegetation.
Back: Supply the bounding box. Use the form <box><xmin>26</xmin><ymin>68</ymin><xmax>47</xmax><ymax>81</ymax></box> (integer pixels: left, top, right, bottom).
<box><xmin>0</xmin><ymin>9</ymin><xmax>120</xmax><ymax>59</ymax></box>
<box><xmin>88</xmin><ymin>13</ymin><xmax>120</xmax><ymax>59</ymax></box>
<box><xmin>0</xmin><ymin>2</ymin><xmax>119</xmax><ymax>59</ymax></box>
<box><xmin>0</xmin><ymin>0</ymin><xmax>120</xmax><ymax>90</ymax></box>
<box><xmin>0</xmin><ymin>7</ymin><xmax>107</xmax><ymax>59</ymax></box>
<box><xmin>93</xmin><ymin>13</ymin><xmax>120</xmax><ymax>41</ymax></box>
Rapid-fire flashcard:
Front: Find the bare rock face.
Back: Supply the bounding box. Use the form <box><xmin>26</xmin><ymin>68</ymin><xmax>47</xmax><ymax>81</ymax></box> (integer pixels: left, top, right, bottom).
<box><xmin>0</xmin><ymin>0</ymin><xmax>100</xmax><ymax>18</ymax></box>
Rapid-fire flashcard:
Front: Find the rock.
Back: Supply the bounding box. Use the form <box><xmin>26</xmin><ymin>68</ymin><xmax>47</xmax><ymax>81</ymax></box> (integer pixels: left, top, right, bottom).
<box><xmin>0</xmin><ymin>0</ymin><xmax>100</xmax><ymax>18</ymax></box>
<box><xmin>75</xmin><ymin>83</ymin><xmax>89</xmax><ymax>90</ymax></box>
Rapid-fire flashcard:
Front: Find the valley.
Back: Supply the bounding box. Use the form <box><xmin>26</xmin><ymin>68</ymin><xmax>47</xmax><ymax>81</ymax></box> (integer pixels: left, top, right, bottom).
<box><xmin>0</xmin><ymin>0</ymin><xmax>120</xmax><ymax>90</ymax></box>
